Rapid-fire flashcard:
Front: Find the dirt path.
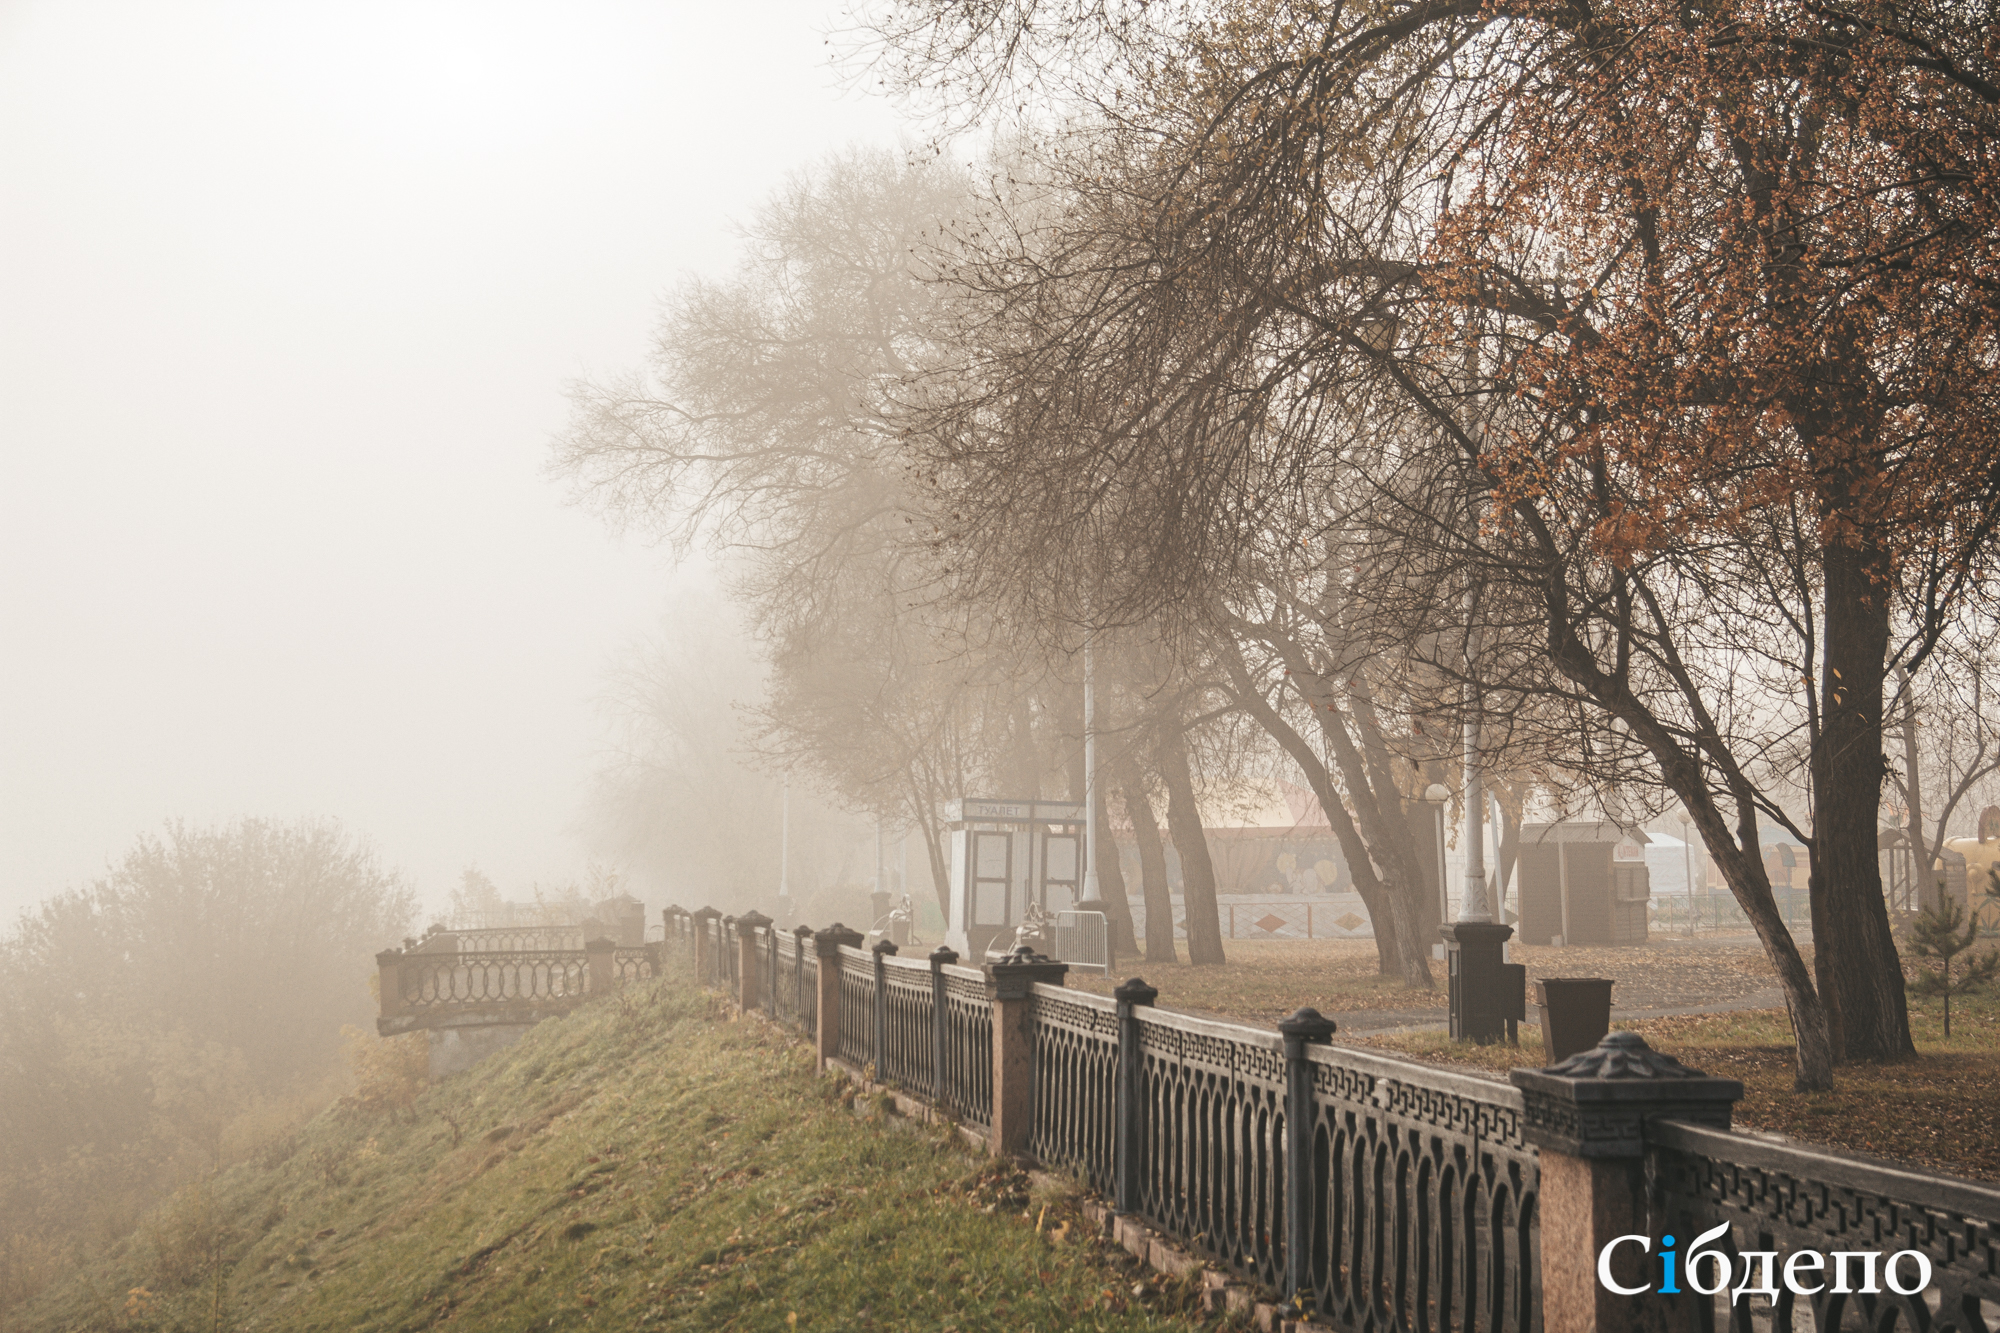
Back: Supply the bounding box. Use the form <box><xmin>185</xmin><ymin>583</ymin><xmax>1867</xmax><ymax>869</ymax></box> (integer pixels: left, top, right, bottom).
<box><xmin>1069</xmin><ymin>933</ymin><xmax>1792</xmax><ymax>1035</ymax></box>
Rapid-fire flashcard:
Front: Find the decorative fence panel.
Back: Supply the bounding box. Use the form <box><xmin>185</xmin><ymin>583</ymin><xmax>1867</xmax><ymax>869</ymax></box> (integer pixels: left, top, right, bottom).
<box><xmin>400</xmin><ymin>950</ymin><xmax>590</xmax><ymax>1008</ymax></box>
<box><xmin>1300</xmin><ymin>1045</ymin><xmax>1540</xmax><ymax>1333</ymax></box>
<box><xmin>800</xmin><ymin>947</ymin><xmax>819</xmax><ymax>1036</ymax></box>
<box><xmin>938</xmin><ymin>964</ymin><xmax>993</xmax><ymax>1129</ymax></box>
<box><xmin>772</xmin><ymin>931</ymin><xmax>801</xmax><ymax>1027</ymax></box>
<box><xmin>1646</xmin><ymin>1118</ymin><xmax>2000</xmax><ymax>1333</ymax></box>
<box><xmin>612</xmin><ymin>946</ymin><xmax>657</xmax><ymax>984</ymax></box>
<box><xmin>1131</xmin><ymin>1007</ymin><xmax>1292</xmax><ymax>1292</ymax></box>
<box><xmin>879</xmin><ymin>953</ymin><xmax>938</xmax><ymax>1098</ymax></box>
<box><xmin>836</xmin><ymin>947</ymin><xmax>874</xmax><ymax>1069</ymax></box>
<box><xmin>1027</xmin><ymin>984</ymin><xmax>1118</xmax><ymax>1196</ymax></box>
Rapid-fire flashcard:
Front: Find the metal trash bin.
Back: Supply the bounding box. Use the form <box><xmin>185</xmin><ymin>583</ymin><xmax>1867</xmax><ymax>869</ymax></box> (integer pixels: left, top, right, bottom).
<box><xmin>1535</xmin><ymin>977</ymin><xmax>1615</xmax><ymax>1063</ymax></box>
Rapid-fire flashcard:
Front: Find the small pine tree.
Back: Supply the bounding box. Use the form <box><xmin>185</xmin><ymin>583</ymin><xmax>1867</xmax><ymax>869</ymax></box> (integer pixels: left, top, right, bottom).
<box><xmin>1908</xmin><ymin>896</ymin><xmax>1998</xmax><ymax>1039</ymax></box>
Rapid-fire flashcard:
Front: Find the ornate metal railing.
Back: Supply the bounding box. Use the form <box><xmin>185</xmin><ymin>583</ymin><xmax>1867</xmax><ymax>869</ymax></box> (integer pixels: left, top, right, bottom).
<box><xmin>1300</xmin><ymin>1044</ymin><xmax>1539</xmax><ymax>1333</ymax></box>
<box><xmin>878</xmin><ymin>952</ymin><xmax>938</xmax><ymax>1099</ymax></box>
<box><xmin>938</xmin><ymin>964</ymin><xmax>992</xmax><ymax>1129</ymax></box>
<box><xmin>611</xmin><ymin>946</ymin><xmax>657</xmax><ymax>983</ymax></box>
<box><xmin>1027</xmin><ymin>984</ymin><xmax>1118</xmax><ymax>1196</ymax></box>
<box><xmin>1646</xmin><ymin>1118</ymin><xmax>2000</xmax><ymax>1333</ymax></box>
<box><xmin>1130</xmin><ymin>1005</ymin><xmax>1293</xmax><ymax>1291</ymax></box>
<box><xmin>648</xmin><ymin>903</ymin><xmax>2000</xmax><ymax>1333</ymax></box>
<box><xmin>835</xmin><ymin>946</ymin><xmax>873</xmax><ymax>1068</ymax></box>
<box><xmin>772</xmin><ymin>930</ymin><xmax>801</xmax><ymax>1027</ymax></box>
<box><xmin>399</xmin><ymin>949</ymin><xmax>590</xmax><ymax>1007</ymax></box>
<box><xmin>800</xmin><ymin>945</ymin><xmax>819</xmax><ymax>1036</ymax></box>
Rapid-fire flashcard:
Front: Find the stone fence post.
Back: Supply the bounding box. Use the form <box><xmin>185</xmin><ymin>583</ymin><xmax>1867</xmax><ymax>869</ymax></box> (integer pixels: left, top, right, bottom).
<box><xmin>662</xmin><ymin>906</ymin><xmax>684</xmax><ymax>962</ymax></box>
<box><xmin>813</xmin><ymin>923</ymin><xmax>862</xmax><ymax>1068</ymax></box>
<box><xmin>1278</xmin><ymin>1007</ymin><xmax>1338</xmax><ymax>1305</ymax></box>
<box><xmin>1511</xmin><ymin>1032</ymin><xmax>1743</xmax><ymax>1333</ymax></box>
<box><xmin>1112</xmin><ymin>976</ymin><xmax>1158</xmax><ymax>1215</ymax></box>
<box><xmin>929</xmin><ymin>945</ymin><xmax>958</xmax><ymax>1104</ymax></box>
<box><xmin>585</xmin><ymin>937</ymin><xmax>617</xmax><ymax>995</ymax></box>
<box><xmin>871</xmin><ymin>937</ymin><xmax>898</xmax><ymax>1076</ymax></box>
<box><xmin>986</xmin><ymin>946</ymin><xmax>1068</xmax><ymax>1159</ymax></box>
<box><xmin>735</xmin><ymin>910</ymin><xmax>771</xmax><ymax>1011</ymax></box>
<box><xmin>376</xmin><ymin>948</ymin><xmax>407</xmax><ymax>1025</ymax></box>
<box><xmin>691</xmin><ymin>906</ymin><xmax>720</xmax><ymax>984</ymax></box>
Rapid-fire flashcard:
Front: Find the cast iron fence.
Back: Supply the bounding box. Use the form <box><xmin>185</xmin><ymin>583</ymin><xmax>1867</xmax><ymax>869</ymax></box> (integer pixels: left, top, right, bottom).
<box><xmin>1646</xmin><ymin>1118</ymin><xmax>2000</xmax><ymax>1333</ymax></box>
<box><xmin>651</xmin><ymin>902</ymin><xmax>1996</xmax><ymax>1333</ymax></box>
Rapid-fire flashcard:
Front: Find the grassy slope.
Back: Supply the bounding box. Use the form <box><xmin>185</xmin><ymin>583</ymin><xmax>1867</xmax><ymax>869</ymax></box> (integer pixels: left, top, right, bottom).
<box><xmin>18</xmin><ymin>979</ymin><xmax>1217</xmax><ymax>1333</ymax></box>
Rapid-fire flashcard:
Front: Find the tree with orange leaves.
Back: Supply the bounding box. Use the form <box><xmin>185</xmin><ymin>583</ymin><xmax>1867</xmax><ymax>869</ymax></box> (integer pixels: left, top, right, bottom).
<box><xmin>876</xmin><ymin>0</ymin><xmax>2000</xmax><ymax>1087</ymax></box>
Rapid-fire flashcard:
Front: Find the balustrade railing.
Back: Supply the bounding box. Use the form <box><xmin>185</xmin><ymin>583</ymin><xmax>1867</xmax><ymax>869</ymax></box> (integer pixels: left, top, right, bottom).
<box><xmin>398</xmin><ymin>950</ymin><xmax>590</xmax><ymax>1007</ymax></box>
<box><xmin>434</xmin><ymin>924</ymin><xmax>590</xmax><ymax>952</ymax></box>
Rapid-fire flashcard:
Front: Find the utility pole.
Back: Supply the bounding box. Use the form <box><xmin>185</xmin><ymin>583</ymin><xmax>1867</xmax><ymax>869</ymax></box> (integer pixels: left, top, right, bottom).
<box><xmin>1082</xmin><ymin>630</ymin><xmax>1100</xmax><ymax>904</ymax></box>
<box><xmin>778</xmin><ymin>773</ymin><xmax>790</xmax><ymax>919</ymax></box>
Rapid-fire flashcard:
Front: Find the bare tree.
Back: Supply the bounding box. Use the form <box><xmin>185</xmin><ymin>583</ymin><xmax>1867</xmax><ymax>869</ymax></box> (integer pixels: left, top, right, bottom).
<box><xmin>875</xmin><ymin>0</ymin><xmax>2000</xmax><ymax>1086</ymax></box>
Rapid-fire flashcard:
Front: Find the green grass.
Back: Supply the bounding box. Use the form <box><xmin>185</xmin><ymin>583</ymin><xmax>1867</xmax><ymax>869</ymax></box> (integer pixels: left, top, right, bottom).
<box><xmin>15</xmin><ymin>978</ymin><xmax>1220</xmax><ymax>1333</ymax></box>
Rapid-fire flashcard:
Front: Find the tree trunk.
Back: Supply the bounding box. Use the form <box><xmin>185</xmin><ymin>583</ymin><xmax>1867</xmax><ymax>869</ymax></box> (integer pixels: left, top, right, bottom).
<box><xmin>1805</xmin><ymin>860</ymin><xmax>1847</xmax><ymax>1061</ymax></box>
<box><xmin>1255</xmin><ymin>636</ymin><xmax>1432</xmax><ymax>987</ymax></box>
<box><xmin>1008</xmin><ymin>695</ymin><xmax>1042</xmax><ymax>798</ymax></box>
<box><xmin>1093</xmin><ymin>786</ymin><xmax>1138</xmax><ymax>957</ymax></box>
<box><xmin>1706</xmin><ymin>817</ymin><xmax>1837</xmax><ymax>1089</ymax></box>
<box><xmin>1118</xmin><ymin>765</ymin><xmax>1178</xmax><ymax>964</ymax></box>
<box><xmin>1898</xmin><ymin>666</ymin><xmax>1934</xmax><ymax>912</ymax></box>
<box><xmin>907</xmin><ymin>784</ymin><xmax>954</xmax><ymax>919</ymax></box>
<box><xmin>1217</xmin><ymin>646</ymin><xmax>1406</xmax><ymax>974</ymax></box>
<box><xmin>1812</xmin><ymin>537</ymin><xmax>1915</xmax><ymax>1061</ymax></box>
<box><xmin>1158</xmin><ymin>729</ymin><xmax>1227</xmax><ymax>965</ymax></box>
<box><xmin>1493</xmin><ymin>794</ymin><xmax>1520</xmax><ymax>922</ymax></box>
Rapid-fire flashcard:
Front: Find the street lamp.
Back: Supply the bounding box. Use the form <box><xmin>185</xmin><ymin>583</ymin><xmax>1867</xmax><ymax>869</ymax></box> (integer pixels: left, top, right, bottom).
<box><xmin>1439</xmin><ymin>369</ymin><xmax>1520</xmax><ymax>1044</ymax></box>
<box><xmin>1082</xmin><ymin>629</ymin><xmax>1099</xmax><ymax>907</ymax></box>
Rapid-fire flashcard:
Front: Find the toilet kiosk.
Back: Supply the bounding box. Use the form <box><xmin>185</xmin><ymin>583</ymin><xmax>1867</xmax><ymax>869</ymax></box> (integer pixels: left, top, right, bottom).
<box><xmin>942</xmin><ymin>797</ymin><xmax>1086</xmax><ymax>961</ymax></box>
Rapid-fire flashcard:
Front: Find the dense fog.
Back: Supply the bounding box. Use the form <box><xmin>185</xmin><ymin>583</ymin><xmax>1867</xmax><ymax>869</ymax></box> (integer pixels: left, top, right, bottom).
<box><xmin>8</xmin><ymin>0</ymin><xmax>2000</xmax><ymax>1321</ymax></box>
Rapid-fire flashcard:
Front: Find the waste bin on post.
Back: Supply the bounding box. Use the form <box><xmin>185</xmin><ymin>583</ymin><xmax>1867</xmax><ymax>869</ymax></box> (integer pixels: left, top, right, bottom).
<box><xmin>1535</xmin><ymin>977</ymin><xmax>1614</xmax><ymax>1063</ymax></box>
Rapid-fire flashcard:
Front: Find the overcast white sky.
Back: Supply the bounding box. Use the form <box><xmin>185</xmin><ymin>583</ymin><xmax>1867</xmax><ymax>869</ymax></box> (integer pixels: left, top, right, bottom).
<box><xmin>0</xmin><ymin>0</ymin><xmax>909</xmax><ymax>922</ymax></box>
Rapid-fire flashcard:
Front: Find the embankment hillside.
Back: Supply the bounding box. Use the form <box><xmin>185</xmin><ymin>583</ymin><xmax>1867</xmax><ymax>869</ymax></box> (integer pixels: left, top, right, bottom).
<box><xmin>15</xmin><ymin>977</ymin><xmax>1215</xmax><ymax>1333</ymax></box>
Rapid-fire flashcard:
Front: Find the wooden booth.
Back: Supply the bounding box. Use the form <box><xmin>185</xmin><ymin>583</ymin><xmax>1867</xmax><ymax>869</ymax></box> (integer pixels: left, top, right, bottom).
<box><xmin>1515</xmin><ymin>822</ymin><xmax>1651</xmax><ymax>946</ymax></box>
<box><xmin>942</xmin><ymin>797</ymin><xmax>1086</xmax><ymax>962</ymax></box>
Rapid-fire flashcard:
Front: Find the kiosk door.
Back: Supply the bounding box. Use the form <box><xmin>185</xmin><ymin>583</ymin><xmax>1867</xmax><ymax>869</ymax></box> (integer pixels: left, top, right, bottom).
<box><xmin>1042</xmin><ymin>833</ymin><xmax>1081</xmax><ymax>911</ymax></box>
<box><xmin>970</xmin><ymin>831</ymin><xmax>1013</xmax><ymax>927</ymax></box>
